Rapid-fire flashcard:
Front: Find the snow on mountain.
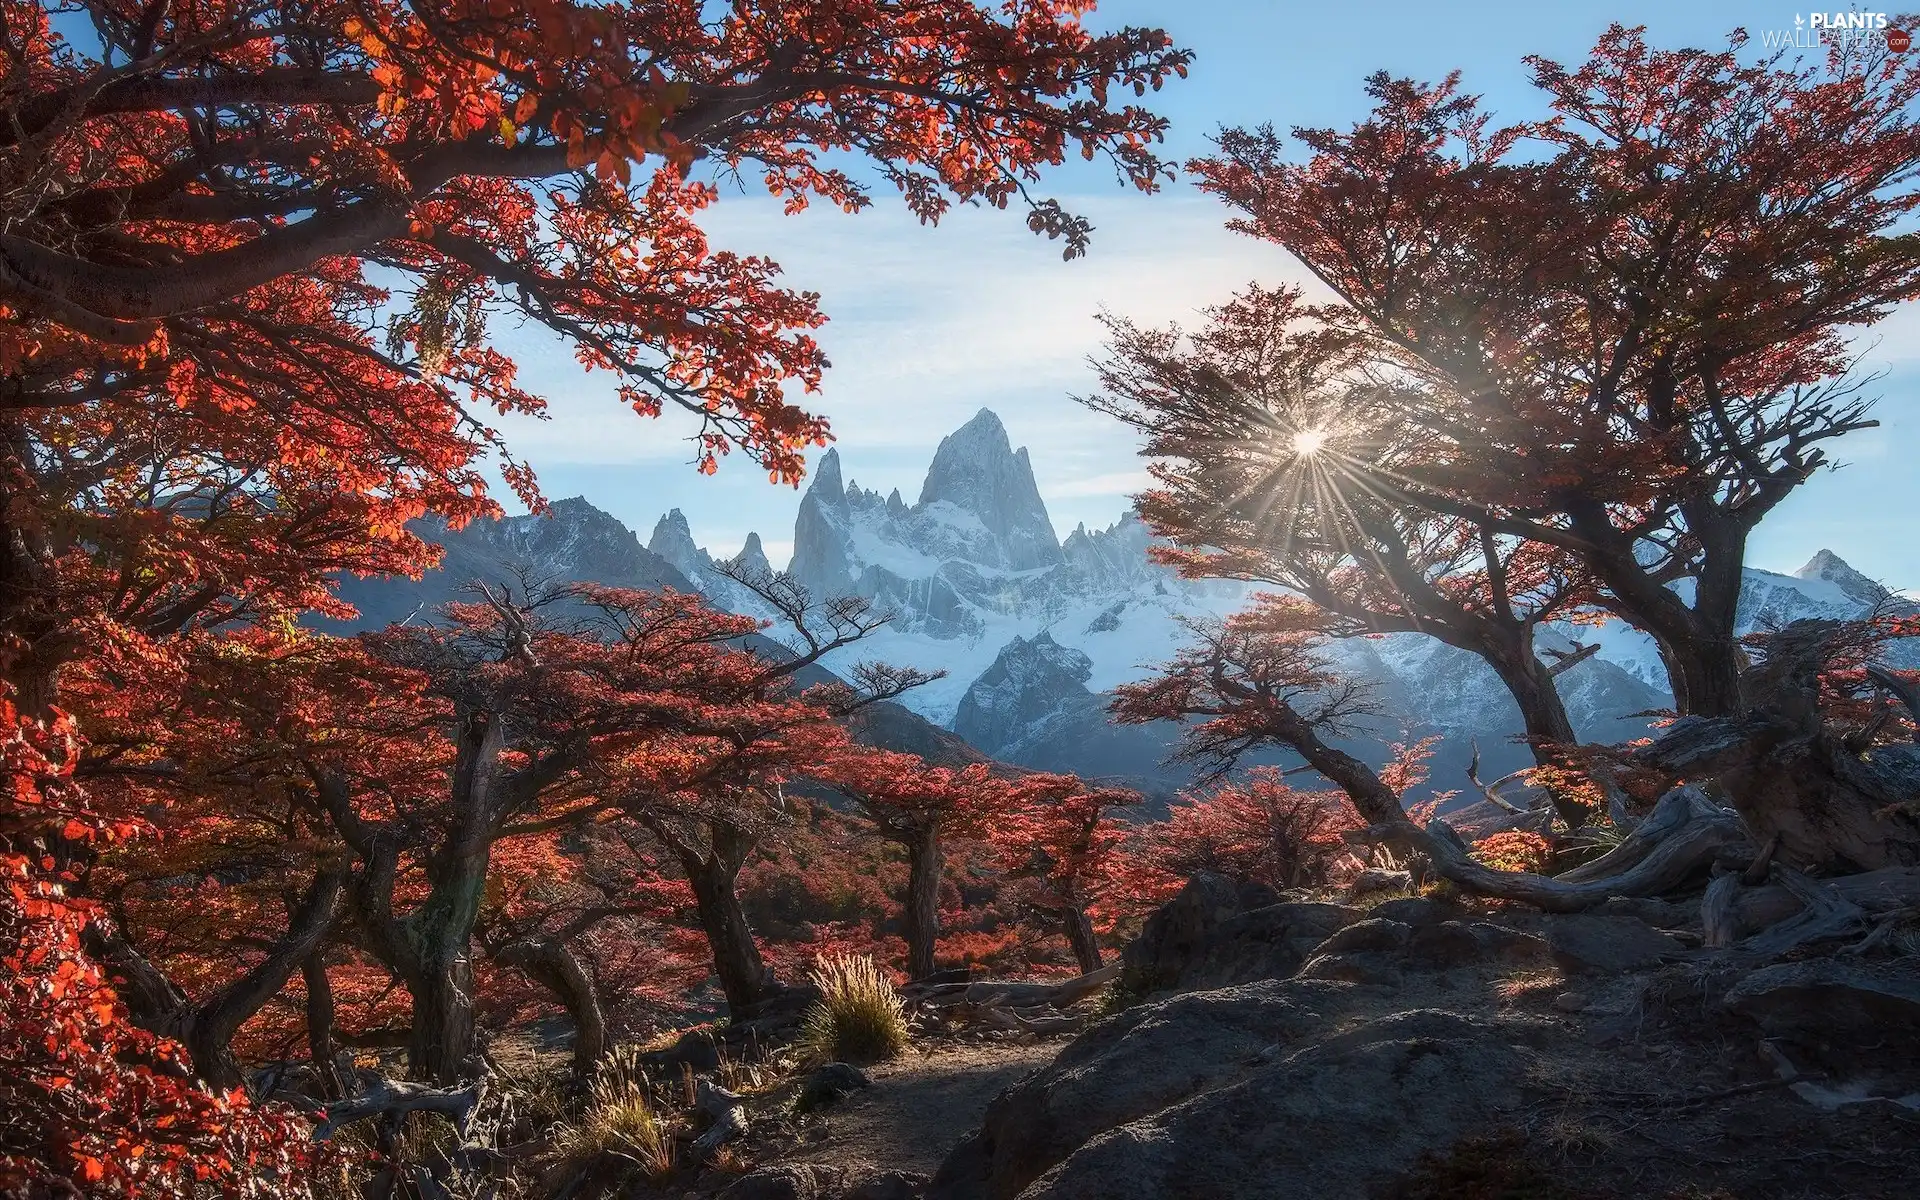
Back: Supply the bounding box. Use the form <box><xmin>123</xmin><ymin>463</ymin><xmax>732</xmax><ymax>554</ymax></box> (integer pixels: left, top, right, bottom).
<box><xmin>321</xmin><ymin>497</ymin><xmax>983</xmax><ymax>767</ymax></box>
<box><xmin>359</xmin><ymin>412</ymin><xmax>1901</xmax><ymax>798</ymax></box>
<box><xmin>646</xmin><ymin>508</ymin><xmax>780</xmax><ymax>621</ymax></box>
<box><xmin>634</xmin><ymin>406</ymin><xmax>1904</xmax><ymax>793</ymax></box>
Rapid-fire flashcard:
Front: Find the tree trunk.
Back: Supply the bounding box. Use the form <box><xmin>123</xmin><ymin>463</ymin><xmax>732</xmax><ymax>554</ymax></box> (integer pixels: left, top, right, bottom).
<box><xmin>0</xmin><ymin>418</ymin><xmax>69</xmax><ymax>716</ymax></box>
<box><xmin>680</xmin><ymin>821</ymin><xmax>776</xmax><ymax>1017</ymax></box>
<box><xmin>1665</xmin><ymin>631</ymin><xmax>1748</xmax><ymax>721</ymax></box>
<box><xmin>90</xmin><ymin>868</ymin><xmax>345</xmax><ymax>1092</ymax></box>
<box><xmin>1062</xmin><ymin>903</ymin><xmax>1102</xmax><ymax>974</ymax></box>
<box><xmin>1572</xmin><ymin>500</ymin><xmax>1748</xmax><ymax>719</ymax></box>
<box><xmin>1481</xmin><ymin>641</ymin><xmax>1589</xmax><ymax>825</ymax></box>
<box><xmin>1489</xmin><ymin>654</ymin><xmax>1579</xmax><ymax>755</ymax></box>
<box><xmin>303</xmin><ymin>952</ymin><xmax>345</xmax><ymax>1100</ymax></box>
<box><xmin>496</xmin><ymin>935</ymin><xmax>605</xmax><ymax>1080</ymax></box>
<box><xmin>397</xmin><ymin>872</ymin><xmax>486</xmax><ymax>1086</ymax></box>
<box><xmin>903</xmin><ymin>829</ymin><xmax>945</xmax><ymax>980</ymax></box>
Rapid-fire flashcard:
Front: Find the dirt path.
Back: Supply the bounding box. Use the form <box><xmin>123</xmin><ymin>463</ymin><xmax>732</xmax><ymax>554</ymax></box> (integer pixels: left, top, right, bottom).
<box><xmin>789</xmin><ymin>1039</ymin><xmax>1061</xmax><ymax>1178</ymax></box>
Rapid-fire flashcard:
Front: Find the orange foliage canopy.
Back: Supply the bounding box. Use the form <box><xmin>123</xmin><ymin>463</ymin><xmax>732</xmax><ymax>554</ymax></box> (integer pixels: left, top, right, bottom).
<box><xmin>0</xmin><ymin>0</ymin><xmax>1187</xmax><ymax>702</ymax></box>
<box><xmin>1181</xmin><ymin>28</ymin><xmax>1920</xmax><ymax>716</ymax></box>
<box><xmin>0</xmin><ymin>697</ymin><xmax>324</xmax><ymax>1197</ymax></box>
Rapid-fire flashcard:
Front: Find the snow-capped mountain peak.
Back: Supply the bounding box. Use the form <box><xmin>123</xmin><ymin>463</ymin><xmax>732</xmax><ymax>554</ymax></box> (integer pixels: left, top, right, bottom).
<box><xmin>644</xmin><ymin>506</ymin><xmax>776</xmax><ymax>619</ymax></box>
<box><xmin>636</xmin><ymin>410</ymin><xmax>1912</xmax><ymax>797</ymax></box>
<box><xmin>916</xmin><ymin>407</ymin><xmax>1061</xmax><ymax>571</ymax></box>
<box><xmin>1795</xmin><ymin>548</ymin><xmax>1896</xmax><ymax>610</ymax></box>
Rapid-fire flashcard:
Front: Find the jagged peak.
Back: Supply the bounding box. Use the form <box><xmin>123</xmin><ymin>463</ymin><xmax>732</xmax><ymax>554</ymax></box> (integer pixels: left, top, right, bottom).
<box><xmin>730</xmin><ymin>530</ymin><xmax>771</xmax><ymax>575</ymax></box>
<box><xmin>886</xmin><ymin>488</ymin><xmax>907</xmax><ymax>518</ymax></box>
<box><xmin>546</xmin><ymin>495</ymin><xmax>617</xmax><ymax>521</ymax></box>
<box><xmin>1794</xmin><ymin>548</ymin><xmax>1889</xmax><ymax>606</ymax></box>
<box><xmin>647</xmin><ymin>507</ymin><xmax>707</xmax><ymax>572</ymax></box>
<box><xmin>807</xmin><ymin>447</ymin><xmax>845</xmax><ymax>505</ymax></box>
<box><xmin>916</xmin><ymin>407</ymin><xmax>1060</xmax><ymax>566</ymax></box>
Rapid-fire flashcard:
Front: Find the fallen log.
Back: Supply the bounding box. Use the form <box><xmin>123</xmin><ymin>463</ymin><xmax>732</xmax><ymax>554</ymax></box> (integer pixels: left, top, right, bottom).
<box><xmin>689</xmin><ymin>1079</ymin><xmax>747</xmax><ymax>1162</ymax></box>
<box><xmin>975</xmin><ymin>1006</ymin><xmax>1089</xmax><ymax>1036</ymax></box>
<box><xmin>907</xmin><ymin>964</ymin><xmax>1118</xmax><ymax>1011</ymax></box>
<box><xmin>313</xmin><ymin>1076</ymin><xmax>483</xmax><ymax>1141</ymax></box>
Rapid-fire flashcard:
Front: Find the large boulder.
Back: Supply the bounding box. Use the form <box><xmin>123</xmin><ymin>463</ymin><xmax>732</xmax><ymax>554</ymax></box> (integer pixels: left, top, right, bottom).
<box><xmin>1297</xmin><ymin>916</ymin><xmax>1548</xmax><ymax>987</ymax></box>
<box><xmin>797</xmin><ymin>1062</ymin><xmax>872</xmax><ymax>1113</ymax></box>
<box><xmin>1723</xmin><ymin>959</ymin><xmax>1920</xmax><ymax>1047</ymax></box>
<box><xmin>1544</xmin><ymin>912</ymin><xmax>1689</xmax><ymax>975</ymax></box>
<box><xmin>718</xmin><ymin>1164</ymin><xmax>851</xmax><ymax>1200</ymax></box>
<box><xmin>1118</xmin><ymin>874</ymin><xmax>1357</xmax><ymax>997</ymax></box>
<box><xmin>929</xmin><ymin>979</ymin><xmax>1354</xmax><ymax>1200</ymax></box>
<box><xmin>932</xmin><ymin>1005</ymin><xmax>1527</xmax><ymax>1200</ymax></box>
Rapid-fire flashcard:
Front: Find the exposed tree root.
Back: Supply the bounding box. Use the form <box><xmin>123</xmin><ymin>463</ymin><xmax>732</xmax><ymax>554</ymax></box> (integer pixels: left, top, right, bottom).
<box><xmin>313</xmin><ymin>1075</ymin><xmax>484</xmax><ymax>1141</ymax></box>
<box><xmin>1702</xmin><ymin>865</ymin><xmax>1920</xmax><ymax>951</ymax></box>
<box><xmin>1412</xmin><ymin>786</ymin><xmax>1751</xmax><ymax>914</ymax></box>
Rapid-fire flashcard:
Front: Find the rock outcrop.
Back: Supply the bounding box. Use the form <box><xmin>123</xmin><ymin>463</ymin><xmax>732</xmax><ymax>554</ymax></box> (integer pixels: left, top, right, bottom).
<box><xmin>1117</xmin><ymin>873</ymin><xmax>1355</xmax><ymax>998</ymax></box>
<box><xmin>924</xmin><ymin>872</ymin><xmax>1920</xmax><ymax>1200</ymax></box>
<box><xmin>930</xmin><ymin>993</ymin><xmax>1529</xmax><ymax>1200</ymax></box>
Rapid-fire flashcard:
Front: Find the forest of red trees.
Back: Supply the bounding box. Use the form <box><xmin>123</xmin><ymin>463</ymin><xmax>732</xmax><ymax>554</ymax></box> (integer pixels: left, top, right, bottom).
<box><xmin>4</xmin><ymin>3</ymin><xmax>1920</xmax><ymax>1198</ymax></box>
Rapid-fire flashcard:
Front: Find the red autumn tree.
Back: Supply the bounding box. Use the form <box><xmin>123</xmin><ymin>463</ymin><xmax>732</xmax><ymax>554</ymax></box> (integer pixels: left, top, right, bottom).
<box><xmin>1</xmin><ymin>1</ymin><xmax>1189</xmax><ymax>1140</ymax></box>
<box><xmin>0</xmin><ymin>698</ymin><xmax>326</xmax><ymax>1197</ymax></box>
<box><xmin>324</xmin><ymin>580</ymin><xmax>920</xmax><ymax>1081</ymax></box>
<box><xmin>1116</xmin><ymin>575</ymin><xmax>1920</xmax><ymax>913</ymax></box>
<box><xmin>1088</xmin><ymin>284</ymin><xmax>1605</xmax><ymax>816</ymax></box>
<box><xmin>818</xmin><ymin>750</ymin><xmax>1019</xmax><ymax>980</ymax></box>
<box><xmin>610</xmin><ymin>570</ymin><xmax>937</xmax><ymax>1013</ymax></box>
<box><xmin>1179</xmin><ymin>28</ymin><xmax>1920</xmax><ymax>721</ymax></box>
<box><xmin>1130</xmin><ymin>768</ymin><xmax>1362</xmax><ymax>899</ymax></box>
<box><xmin>58</xmin><ymin>620</ymin><xmax>447</xmax><ymax>1093</ymax></box>
<box><xmin>987</xmin><ymin>773</ymin><xmax>1137</xmax><ymax>973</ymax></box>
<box><xmin>0</xmin><ymin>0</ymin><xmax>1189</xmax><ymax>713</ymax></box>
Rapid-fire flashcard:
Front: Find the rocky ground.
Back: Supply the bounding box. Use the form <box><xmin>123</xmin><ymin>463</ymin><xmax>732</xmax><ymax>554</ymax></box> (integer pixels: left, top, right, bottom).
<box><xmin>684</xmin><ymin>874</ymin><xmax>1919</xmax><ymax>1200</ymax></box>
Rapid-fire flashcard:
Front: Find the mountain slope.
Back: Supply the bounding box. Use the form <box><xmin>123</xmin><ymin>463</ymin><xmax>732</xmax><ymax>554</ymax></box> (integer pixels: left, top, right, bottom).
<box><xmin>319</xmin><ymin>497</ymin><xmax>979</xmax><ymax>766</ymax></box>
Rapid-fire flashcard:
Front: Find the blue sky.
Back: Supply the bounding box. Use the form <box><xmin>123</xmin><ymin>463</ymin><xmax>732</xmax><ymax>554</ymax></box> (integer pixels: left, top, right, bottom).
<box><xmin>492</xmin><ymin>1</ymin><xmax>1920</xmax><ymax>590</ymax></box>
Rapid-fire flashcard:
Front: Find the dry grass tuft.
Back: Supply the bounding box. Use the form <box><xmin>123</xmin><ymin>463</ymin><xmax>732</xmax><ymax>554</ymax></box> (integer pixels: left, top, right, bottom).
<box><xmin>1493</xmin><ymin>968</ymin><xmax>1565</xmax><ymax>1005</ymax></box>
<box><xmin>542</xmin><ymin>1045</ymin><xmax>673</xmax><ymax>1179</ymax></box>
<box><xmin>799</xmin><ymin>953</ymin><xmax>909</xmax><ymax>1064</ymax></box>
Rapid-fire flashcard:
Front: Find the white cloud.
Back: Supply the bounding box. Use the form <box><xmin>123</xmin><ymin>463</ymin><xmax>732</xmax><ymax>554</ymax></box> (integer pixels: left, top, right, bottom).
<box><xmin>490</xmin><ymin>187</ymin><xmax>1310</xmax><ymax>551</ymax></box>
<box><xmin>1039</xmin><ymin>468</ymin><xmax>1157</xmax><ymax>501</ymax></box>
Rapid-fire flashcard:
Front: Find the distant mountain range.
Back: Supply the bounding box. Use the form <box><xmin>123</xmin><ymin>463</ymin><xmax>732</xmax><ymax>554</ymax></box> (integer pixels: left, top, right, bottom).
<box><xmin>325</xmin><ymin>408</ymin><xmax>1915</xmax><ymax>801</ymax></box>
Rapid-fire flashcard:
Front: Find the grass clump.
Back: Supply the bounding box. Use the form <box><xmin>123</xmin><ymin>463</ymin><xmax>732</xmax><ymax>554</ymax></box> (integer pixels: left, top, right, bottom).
<box><xmin>543</xmin><ymin>1045</ymin><xmax>673</xmax><ymax>1179</ymax></box>
<box><xmin>799</xmin><ymin>953</ymin><xmax>909</xmax><ymax>1064</ymax></box>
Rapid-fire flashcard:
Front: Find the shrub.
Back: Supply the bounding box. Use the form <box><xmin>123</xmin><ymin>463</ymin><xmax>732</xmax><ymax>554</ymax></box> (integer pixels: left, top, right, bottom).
<box><xmin>799</xmin><ymin>953</ymin><xmax>909</xmax><ymax>1064</ymax></box>
<box><xmin>1471</xmin><ymin>830</ymin><xmax>1555</xmax><ymax>874</ymax></box>
<box><xmin>1128</xmin><ymin>768</ymin><xmax>1363</xmax><ymax>900</ymax></box>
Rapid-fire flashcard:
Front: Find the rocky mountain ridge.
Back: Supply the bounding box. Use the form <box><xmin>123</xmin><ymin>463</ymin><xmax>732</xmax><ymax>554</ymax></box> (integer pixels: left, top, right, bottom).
<box><xmin>326</xmin><ymin>407</ymin><xmax>1914</xmax><ymax>800</ymax></box>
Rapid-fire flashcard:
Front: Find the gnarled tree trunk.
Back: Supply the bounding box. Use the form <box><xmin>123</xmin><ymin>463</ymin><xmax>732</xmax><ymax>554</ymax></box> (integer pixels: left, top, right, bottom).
<box><xmin>303</xmin><ymin>951</ymin><xmax>345</xmax><ymax>1099</ymax></box>
<box><xmin>675</xmin><ymin>818</ymin><xmax>777</xmax><ymax>1017</ymax></box>
<box><xmin>495</xmin><ymin>934</ymin><xmax>605</xmax><ymax>1079</ymax></box>
<box><xmin>90</xmin><ymin>867</ymin><xmax>347</xmax><ymax>1092</ymax></box>
<box><xmin>1635</xmin><ymin>620</ymin><xmax>1920</xmax><ymax>872</ymax></box>
<box><xmin>396</xmin><ymin>884</ymin><xmax>485</xmax><ymax>1087</ymax></box>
